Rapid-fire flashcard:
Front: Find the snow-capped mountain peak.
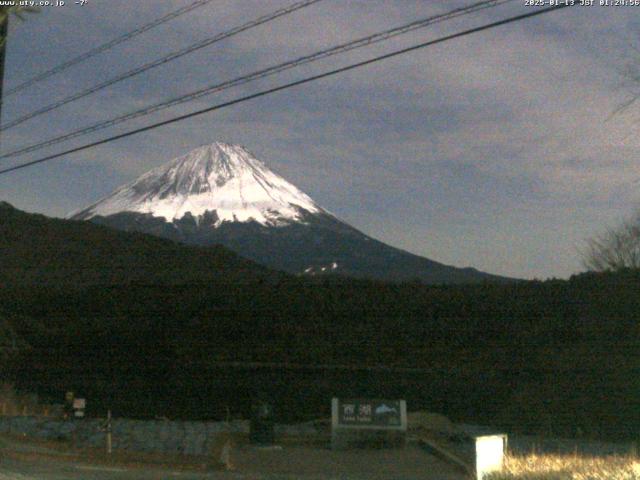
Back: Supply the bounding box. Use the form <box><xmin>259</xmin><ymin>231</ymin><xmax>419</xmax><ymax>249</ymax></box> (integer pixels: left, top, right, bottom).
<box><xmin>71</xmin><ymin>142</ymin><xmax>322</xmax><ymax>226</ymax></box>
<box><xmin>70</xmin><ymin>142</ymin><xmax>510</xmax><ymax>284</ymax></box>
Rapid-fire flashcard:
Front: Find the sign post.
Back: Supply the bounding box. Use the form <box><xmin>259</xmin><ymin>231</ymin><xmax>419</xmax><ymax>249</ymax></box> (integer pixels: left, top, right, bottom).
<box><xmin>106</xmin><ymin>410</ymin><xmax>112</xmax><ymax>455</ymax></box>
<box><xmin>72</xmin><ymin>398</ymin><xmax>86</xmax><ymax>418</ymax></box>
<box><xmin>331</xmin><ymin>398</ymin><xmax>407</xmax><ymax>450</ymax></box>
<box><xmin>64</xmin><ymin>391</ymin><xmax>74</xmax><ymax>419</ymax></box>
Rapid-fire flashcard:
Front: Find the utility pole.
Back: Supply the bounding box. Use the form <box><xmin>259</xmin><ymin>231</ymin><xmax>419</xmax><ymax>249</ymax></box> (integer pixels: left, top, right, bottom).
<box><xmin>106</xmin><ymin>409</ymin><xmax>112</xmax><ymax>454</ymax></box>
<box><xmin>0</xmin><ymin>11</ymin><xmax>8</xmax><ymax>127</ymax></box>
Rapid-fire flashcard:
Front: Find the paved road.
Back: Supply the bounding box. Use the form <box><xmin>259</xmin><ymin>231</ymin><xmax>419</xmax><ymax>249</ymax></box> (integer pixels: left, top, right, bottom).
<box><xmin>0</xmin><ymin>455</ymin><xmax>237</xmax><ymax>480</ymax></box>
<box><xmin>0</xmin><ymin>451</ymin><xmax>465</xmax><ymax>480</ymax></box>
<box><xmin>0</xmin><ymin>434</ymin><xmax>464</xmax><ymax>480</ymax></box>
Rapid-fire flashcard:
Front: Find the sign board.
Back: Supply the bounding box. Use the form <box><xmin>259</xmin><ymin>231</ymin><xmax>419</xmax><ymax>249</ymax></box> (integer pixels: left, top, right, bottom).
<box><xmin>475</xmin><ymin>434</ymin><xmax>507</xmax><ymax>480</ymax></box>
<box><xmin>72</xmin><ymin>398</ymin><xmax>86</xmax><ymax>419</ymax></box>
<box><xmin>331</xmin><ymin>398</ymin><xmax>407</xmax><ymax>449</ymax></box>
<box><xmin>334</xmin><ymin>399</ymin><xmax>405</xmax><ymax>428</ymax></box>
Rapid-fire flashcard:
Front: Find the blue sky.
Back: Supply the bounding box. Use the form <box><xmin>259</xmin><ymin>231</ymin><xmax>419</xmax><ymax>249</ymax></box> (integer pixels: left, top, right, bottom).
<box><xmin>2</xmin><ymin>0</ymin><xmax>639</xmax><ymax>279</ymax></box>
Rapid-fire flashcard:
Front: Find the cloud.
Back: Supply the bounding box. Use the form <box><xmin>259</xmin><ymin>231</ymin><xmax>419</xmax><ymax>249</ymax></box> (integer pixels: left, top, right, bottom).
<box><xmin>2</xmin><ymin>0</ymin><xmax>638</xmax><ymax>278</ymax></box>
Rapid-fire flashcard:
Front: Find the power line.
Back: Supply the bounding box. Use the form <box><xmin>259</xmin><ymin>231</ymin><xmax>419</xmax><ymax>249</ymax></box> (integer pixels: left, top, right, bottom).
<box><xmin>1</xmin><ymin>0</ymin><xmax>513</xmax><ymax>159</ymax></box>
<box><xmin>4</xmin><ymin>0</ymin><xmax>217</xmax><ymax>98</ymax></box>
<box><xmin>193</xmin><ymin>361</ymin><xmax>436</xmax><ymax>373</ymax></box>
<box><xmin>0</xmin><ymin>4</ymin><xmax>574</xmax><ymax>177</ymax></box>
<box><xmin>0</xmin><ymin>0</ymin><xmax>324</xmax><ymax>131</ymax></box>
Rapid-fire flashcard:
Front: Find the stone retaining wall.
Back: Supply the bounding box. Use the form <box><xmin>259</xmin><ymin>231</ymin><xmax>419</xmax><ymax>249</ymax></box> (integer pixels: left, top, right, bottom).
<box><xmin>0</xmin><ymin>416</ymin><xmax>318</xmax><ymax>456</ymax></box>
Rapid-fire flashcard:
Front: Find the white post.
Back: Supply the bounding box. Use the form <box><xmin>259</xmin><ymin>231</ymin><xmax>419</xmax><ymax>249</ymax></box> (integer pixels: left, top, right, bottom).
<box><xmin>106</xmin><ymin>410</ymin><xmax>112</xmax><ymax>455</ymax></box>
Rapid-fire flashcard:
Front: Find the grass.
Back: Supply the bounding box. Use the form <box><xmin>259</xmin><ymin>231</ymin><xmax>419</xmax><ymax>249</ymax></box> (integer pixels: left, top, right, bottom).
<box><xmin>486</xmin><ymin>453</ymin><xmax>640</xmax><ymax>480</ymax></box>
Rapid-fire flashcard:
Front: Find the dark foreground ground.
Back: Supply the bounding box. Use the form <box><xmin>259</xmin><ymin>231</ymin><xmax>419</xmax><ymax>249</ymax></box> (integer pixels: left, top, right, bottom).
<box><xmin>2</xmin><ymin>422</ymin><xmax>633</xmax><ymax>480</ymax></box>
<box><xmin>0</xmin><ymin>434</ymin><xmax>464</xmax><ymax>480</ymax></box>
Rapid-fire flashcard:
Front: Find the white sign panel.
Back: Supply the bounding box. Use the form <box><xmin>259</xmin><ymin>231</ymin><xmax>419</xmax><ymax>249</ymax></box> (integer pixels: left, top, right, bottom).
<box><xmin>475</xmin><ymin>434</ymin><xmax>506</xmax><ymax>480</ymax></box>
<box><xmin>332</xmin><ymin>398</ymin><xmax>407</xmax><ymax>431</ymax></box>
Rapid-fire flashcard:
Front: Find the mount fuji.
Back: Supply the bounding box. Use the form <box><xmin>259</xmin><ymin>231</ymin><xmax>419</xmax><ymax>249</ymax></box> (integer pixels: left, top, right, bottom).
<box><xmin>71</xmin><ymin>142</ymin><xmax>508</xmax><ymax>283</ymax></box>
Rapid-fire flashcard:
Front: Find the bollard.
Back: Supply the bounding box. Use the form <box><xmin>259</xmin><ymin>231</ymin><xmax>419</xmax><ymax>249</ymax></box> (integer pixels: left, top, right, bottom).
<box><xmin>106</xmin><ymin>410</ymin><xmax>112</xmax><ymax>455</ymax></box>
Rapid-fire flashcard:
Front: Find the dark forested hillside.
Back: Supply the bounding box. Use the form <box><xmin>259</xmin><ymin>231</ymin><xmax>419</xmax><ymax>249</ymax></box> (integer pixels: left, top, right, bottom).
<box><xmin>2</xmin><ymin>202</ymin><xmax>639</xmax><ymax>441</ymax></box>
<box><xmin>0</xmin><ymin>201</ymin><xmax>278</xmax><ymax>288</ymax></box>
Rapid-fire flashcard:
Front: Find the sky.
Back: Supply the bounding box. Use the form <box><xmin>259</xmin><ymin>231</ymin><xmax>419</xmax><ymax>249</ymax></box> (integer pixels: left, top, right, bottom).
<box><xmin>1</xmin><ymin>0</ymin><xmax>639</xmax><ymax>280</ymax></box>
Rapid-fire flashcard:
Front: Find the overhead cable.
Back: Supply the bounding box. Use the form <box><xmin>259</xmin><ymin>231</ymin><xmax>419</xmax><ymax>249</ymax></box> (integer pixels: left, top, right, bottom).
<box><xmin>0</xmin><ymin>0</ymin><xmax>324</xmax><ymax>131</ymax></box>
<box><xmin>0</xmin><ymin>0</ymin><xmax>512</xmax><ymax>158</ymax></box>
<box><xmin>4</xmin><ymin>0</ymin><xmax>218</xmax><ymax>98</ymax></box>
<box><xmin>0</xmin><ymin>3</ymin><xmax>575</xmax><ymax>177</ymax></box>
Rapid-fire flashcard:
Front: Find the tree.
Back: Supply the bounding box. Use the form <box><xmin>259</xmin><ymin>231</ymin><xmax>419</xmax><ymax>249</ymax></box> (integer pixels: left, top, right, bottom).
<box><xmin>612</xmin><ymin>46</ymin><xmax>640</xmax><ymax>119</ymax></box>
<box><xmin>0</xmin><ymin>316</ymin><xmax>20</xmax><ymax>358</ymax></box>
<box><xmin>0</xmin><ymin>6</ymin><xmax>38</xmax><ymax>127</ymax></box>
<box><xmin>581</xmin><ymin>212</ymin><xmax>640</xmax><ymax>272</ymax></box>
<box><xmin>0</xmin><ymin>5</ymin><xmax>38</xmax><ymax>46</ymax></box>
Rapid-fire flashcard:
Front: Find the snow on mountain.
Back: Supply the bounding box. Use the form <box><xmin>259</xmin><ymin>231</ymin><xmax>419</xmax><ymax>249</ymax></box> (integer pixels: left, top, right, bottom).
<box><xmin>71</xmin><ymin>142</ymin><xmax>322</xmax><ymax>226</ymax></box>
<box><xmin>70</xmin><ymin>141</ymin><xmax>513</xmax><ymax>284</ymax></box>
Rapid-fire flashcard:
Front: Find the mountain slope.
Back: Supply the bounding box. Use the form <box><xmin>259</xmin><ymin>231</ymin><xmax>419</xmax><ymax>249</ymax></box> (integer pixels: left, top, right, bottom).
<box><xmin>71</xmin><ymin>142</ymin><xmax>511</xmax><ymax>284</ymax></box>
<box><xmin>0</xmin><ymin>201</ymin><xmax>275</xmax><ymax>288</ymax></box>
<box><xmin>71</xmin><ymin>143</ymin><xmax>322</xmax><ymax>226</ymax></box>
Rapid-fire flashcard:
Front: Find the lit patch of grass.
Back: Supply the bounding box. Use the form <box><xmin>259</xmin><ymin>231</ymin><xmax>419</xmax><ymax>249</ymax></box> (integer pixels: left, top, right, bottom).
<box><xmin>486</xmin><ymin>453</ymin><xmax>640</xmax><ymax>480</ymax></box>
